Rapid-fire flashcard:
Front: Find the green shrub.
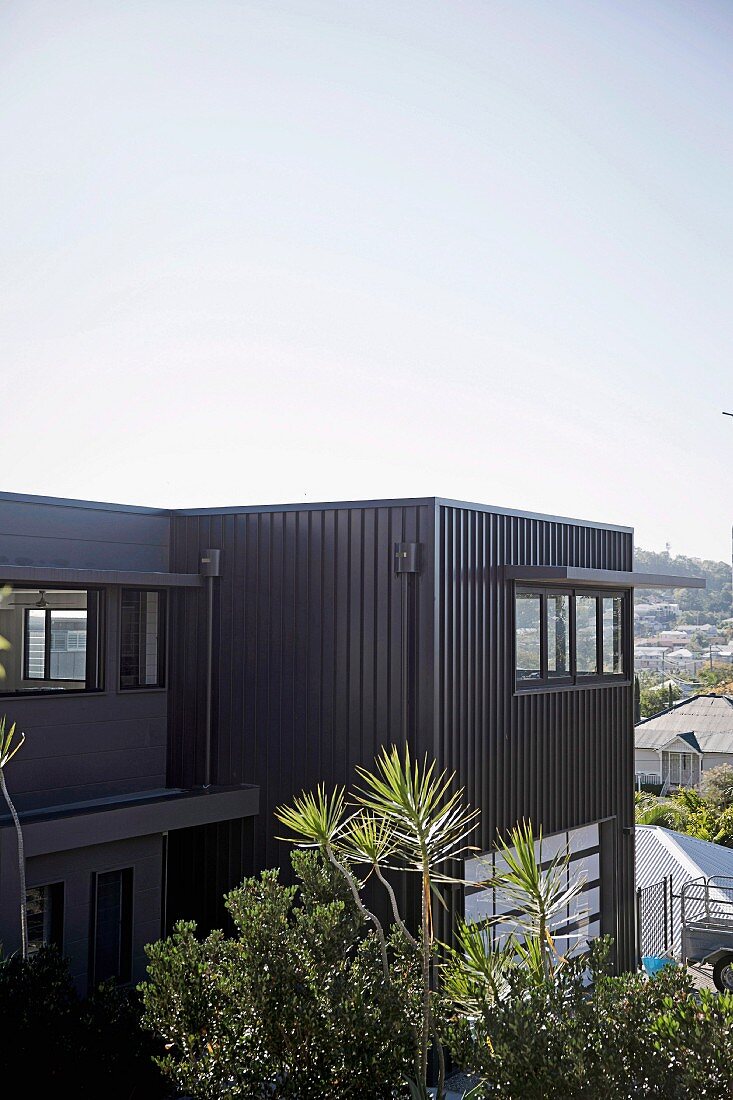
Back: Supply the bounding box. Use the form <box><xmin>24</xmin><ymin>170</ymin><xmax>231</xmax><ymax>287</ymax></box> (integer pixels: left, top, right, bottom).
<box><xmin>443</xmin><ymin>947</ymin><xmax>733</xmax><ymax>1099</ymax></box>
<box><xmin>0</xmin><ymin>945</ymin><xmax>77</xmax><ymax>1081</ymax></box>
<box><xmin>142</xmin><ymin>851</ymin><xmax>422</xmax><ymax>1099</ymax></box>
<box><xmin>0</xmin><ymin>945</ymin><xmax>168</xmax><ymax>1095</ymax></box>
<box><xmin>700</xmin><ymin>764</ymin><xmax>733</xmax><ymax>809</ymax></box>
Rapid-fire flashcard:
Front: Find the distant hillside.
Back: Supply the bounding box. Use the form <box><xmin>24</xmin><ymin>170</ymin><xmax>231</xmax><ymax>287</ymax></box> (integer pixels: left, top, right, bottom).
<box><xmin>634</xmin><ymin>547</ymin><xmax>732</xmax><ymax>619</ymax></box>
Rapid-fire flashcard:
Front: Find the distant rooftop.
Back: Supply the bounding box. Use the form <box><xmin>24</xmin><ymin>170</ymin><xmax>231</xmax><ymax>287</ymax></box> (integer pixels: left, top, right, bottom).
<box><xmin>635</xmin><ymin>694</ymin><xmax>733</xmax><ymax>753</ymax></box>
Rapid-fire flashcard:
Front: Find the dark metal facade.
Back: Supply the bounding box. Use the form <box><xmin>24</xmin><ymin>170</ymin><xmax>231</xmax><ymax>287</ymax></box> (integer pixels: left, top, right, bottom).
<box><xmin>434</xmin><ymin>503</ymin><xmax>635</xmax><ymax>965</ymax></box>
<box><xmin>168</xmin><ymin>497</ymin><xmax>636</xmax><ymax>965</ymax></box>
<box><xmin>167</xmin><ymin>503</ymin><xmax>436</xmax><ymax>925</ymax></box>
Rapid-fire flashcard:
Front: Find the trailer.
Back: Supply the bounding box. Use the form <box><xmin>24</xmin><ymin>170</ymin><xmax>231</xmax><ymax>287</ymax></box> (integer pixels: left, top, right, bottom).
<box><xmin>680</xmin><ymin>876</ymin><xmax>733</xmax><ymax>992</ymax></box>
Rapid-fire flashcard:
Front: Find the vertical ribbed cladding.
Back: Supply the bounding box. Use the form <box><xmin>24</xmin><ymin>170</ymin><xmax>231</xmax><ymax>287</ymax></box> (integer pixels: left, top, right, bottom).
<box><xmin>167</xmin><ymin>501</ymin><xmax>436</xmax><ymax>930</ymax></box>
<box><xmin>436</xmin><ymin>503</ymin><xmax>635</xmax><ymax>968</ymax></box>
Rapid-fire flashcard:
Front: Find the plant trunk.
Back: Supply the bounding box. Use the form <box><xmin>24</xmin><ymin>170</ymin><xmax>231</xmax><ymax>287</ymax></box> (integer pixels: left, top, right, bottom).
<box><xmin>0</xmin><ymin>767</ymin><xmax>27</xmax><ymax>959</ymax></box>
<box><xmin>420</xmin><ymin>871</ymin><xmax>431</xmax><ymax>1087</ymax></box>
<box><xmin>325</xmin><ymin>845</ymin><xmax>390</xmax><ymax>978</ymax></box>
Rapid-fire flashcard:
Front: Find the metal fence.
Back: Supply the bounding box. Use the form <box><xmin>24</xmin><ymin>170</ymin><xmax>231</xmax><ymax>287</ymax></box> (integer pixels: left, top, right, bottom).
<box><xmin>637</xmin><ymin>875</ymin><xmax>675</xmax><ymax>959</ymax></box>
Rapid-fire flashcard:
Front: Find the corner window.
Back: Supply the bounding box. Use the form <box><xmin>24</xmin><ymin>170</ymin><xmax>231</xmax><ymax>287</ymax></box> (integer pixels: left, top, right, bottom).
<box><xmin>27</xmin><ymin>883</ymin><xmax>64</xmax><ymax>954</ymax></box>
<box><xmin>0</xmin><ymin>588</ymin><xmax>103</xmax><ymax>695</ymax></box>
<box><xmin>515</xmin><ymin>587</ymin><xmax>627</xmax><ymax>690</ymax></box>
<box><xmin>120</xmin><ymin>589</ymin><xmax>166</xmax><ymax>689</ymax></box>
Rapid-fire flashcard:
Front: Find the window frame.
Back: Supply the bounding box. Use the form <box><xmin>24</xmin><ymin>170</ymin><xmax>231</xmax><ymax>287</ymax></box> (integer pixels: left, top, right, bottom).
<box><xmin>514</xmin><ymin>584</ymin><xmax>629</xmax><ymax>693</ymax></box>
<box><xmin>118</xmin><ymin>588</ymin><xmax>167</xmax><ymax>692</ymax></box>
<box><xmin>0</xmin><ymin>586</ymin><xmax>105</xmax><ymax>697</ymax></box>
<box><xmin>89</xmin><ymin>866</ymin><xmax>134</xmax><ymax>990</ymax></box>
<box><xmin>26</xmin><ymin>881</ymin><xmax>64</xmax><ymax>955</ymax></box>
<box><xmin>23</xmin><ymin>606</ymin><xmax>89</xmax><ymax>682</ymax></box>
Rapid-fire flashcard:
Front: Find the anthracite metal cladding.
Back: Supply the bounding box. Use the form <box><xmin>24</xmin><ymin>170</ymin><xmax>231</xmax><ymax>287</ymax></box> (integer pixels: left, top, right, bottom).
<box><xmin>435</xmin><ymin>504</ymin><xmax>635</xmax><ymax>965</ymax></box>
<box><xmin>168</xmin><ymin>498</ymin><xmax>636</xmax><ymax>965</ymax></box>
<box><xmin>168</xmin><ymin>503</ymin><xmax>436</xmax><ymax>924</ymax></box>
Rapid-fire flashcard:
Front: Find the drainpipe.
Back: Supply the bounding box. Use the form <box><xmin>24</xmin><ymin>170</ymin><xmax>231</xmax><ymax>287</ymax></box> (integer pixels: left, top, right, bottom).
<box><xmin>394</xmin><ymin>542</ymin><xmax>420</xmax><ymax>745</ymax></box>
<box><xmin>200</xmin><ymin>549</ymin><xmax>222</xmax><ymax>788</ymax></box>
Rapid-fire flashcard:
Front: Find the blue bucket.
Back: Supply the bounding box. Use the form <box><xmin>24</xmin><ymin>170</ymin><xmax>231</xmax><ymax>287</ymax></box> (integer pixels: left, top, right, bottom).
<box><xmin>642</xmin><ymin>955</ymin><xmax>676</xmax><ymax>976</ymax></box>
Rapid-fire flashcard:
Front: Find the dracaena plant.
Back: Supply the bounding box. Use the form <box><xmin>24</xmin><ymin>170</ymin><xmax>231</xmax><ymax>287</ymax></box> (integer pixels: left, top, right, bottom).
<box><xmin>276</xmin><ymin>745</ymin><xmax>480</xmax><ymax>1099</ymax></box>
<box><xmin>489</xmin><ymin>821</ymin><xmax>587</xmax><ymax>984</ymax></box>
<box><xmin>0</xmin><ymin>716</ymin><xmax>27</xmax><ymax>958</ymax></box>
<box><xmin>442</xmin><ymin>819</ymin><xmax>589</xmax><ymax>1026</ymax></box>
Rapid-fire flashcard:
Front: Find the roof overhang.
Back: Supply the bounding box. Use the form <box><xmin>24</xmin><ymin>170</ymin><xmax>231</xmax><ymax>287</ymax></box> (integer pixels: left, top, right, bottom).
<box><xmin>0</xmin><ymin>784</ymin><xmax>258</xmax><ymax>857</ymax></box>
<box><xmin>0</xmin><ymin>565</ymin><xmax>202</xmax><ymax>588</ymax></box>
<box><xmin>504</xmin><ymin>565</ymin><xmax>705</xmax><ymax>590</ymax></box>
<box><xmin>656</xmin><ymin>736</ymin><xmax>703</xmax><ymax>755</ymax></box>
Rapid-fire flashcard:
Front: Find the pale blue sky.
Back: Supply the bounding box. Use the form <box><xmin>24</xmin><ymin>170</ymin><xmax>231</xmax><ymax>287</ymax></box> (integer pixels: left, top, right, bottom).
<box><xmin>1</xmin><ymin>1</ymin><xmax>732</xmax><ymax>559</ymax></box>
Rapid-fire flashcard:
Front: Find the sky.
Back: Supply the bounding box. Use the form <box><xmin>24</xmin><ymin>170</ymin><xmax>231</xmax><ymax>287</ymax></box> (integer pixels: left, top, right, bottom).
<box><xmin>1</xmin><ymin>1</ymin><xmax>732</xmax><ymax>561</ymax></box>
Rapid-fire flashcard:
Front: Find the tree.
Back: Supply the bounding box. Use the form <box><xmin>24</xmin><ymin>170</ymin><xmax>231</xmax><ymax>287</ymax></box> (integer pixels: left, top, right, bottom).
<box><xmin>701</xmin><ymin>764</ymin><xmax>733</xmax><ymax>809</ymax></box>
<box><xmin>0</xmin><ymin>716</ymin><xmax>27</xmax><ymax>958</ymax></box>
<box><xmin>634</xmin><ymin>791</ymin><xmax>687</xmax><ymax>829</ymax></box>
<box><xmin>697</xmin><ymin>665</ymin><xmax>733</xmax><ymax>693</ymax></box>
<box><xmin>638</xmin><ymin>682</ymin><xmax>681</xmax><ymax>719</ymax></box>
<box><xmin>277</xmin><ymin>746</ymin><xmax>479</xmax><ymax>1097</ymax></box>
<box><xmin>143</xmin><ymin>851</ymin><xmax>421</xmax><ymax>1099</ymax></box>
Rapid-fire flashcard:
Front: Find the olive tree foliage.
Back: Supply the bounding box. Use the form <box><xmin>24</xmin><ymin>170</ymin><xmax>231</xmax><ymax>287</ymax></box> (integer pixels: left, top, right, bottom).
<box><xmin>142</xmin><ymin>850</ymin><xmax>422</xmax><ymax>1100</ymax></box>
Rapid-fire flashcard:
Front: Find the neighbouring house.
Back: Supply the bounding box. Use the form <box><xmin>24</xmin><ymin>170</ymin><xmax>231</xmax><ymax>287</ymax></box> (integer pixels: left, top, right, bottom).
<box><xmin>658</xmin><ymin>629</ymin><xmax>692</xmax><ymax>647</ymax></box>
<box><xmin>634</xmin><ymin>646</ymin><xmax>670</xmax><ymax>672</ymax></box>
<box><xmin>636</xmin><ymin>824</ymin><xmax>733</xmax><ymax>957</ymax></box>
<box><xmin>0</xmin><ymin>491</ymin><xmax>703</xmax><ymax>982</ymax></box>
<box><xmin>634</xmin><ymin>694</ymin><xmax>733</xmax><ymax>789</ymax></box>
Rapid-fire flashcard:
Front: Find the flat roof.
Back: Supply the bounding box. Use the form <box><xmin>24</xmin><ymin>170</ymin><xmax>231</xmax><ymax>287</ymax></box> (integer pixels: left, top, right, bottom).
<box><xmin>0</xmin><ymin>489</ymin><xmax>633</xmax><ymax>534</ymax></box>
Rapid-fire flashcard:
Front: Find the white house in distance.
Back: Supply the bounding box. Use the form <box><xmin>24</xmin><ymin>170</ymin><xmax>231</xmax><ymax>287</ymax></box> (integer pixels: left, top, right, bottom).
<box><xmin>634</xmin><ymin>694</ymin><xmax>733</xmax><ymax>789</ymax></box>
<box><xmin>634</xmin><ymin>646</ymin><xmax>669</xmax><ymax>672</ymax></box>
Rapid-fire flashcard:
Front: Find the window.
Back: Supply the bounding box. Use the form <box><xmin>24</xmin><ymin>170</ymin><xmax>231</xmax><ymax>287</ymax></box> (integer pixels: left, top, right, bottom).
<box><xmin>25</xmin><ymin>608</ymin><xmax>88</xmax><ymax>680</ymax></box>
<box><xmin>90</xmin><ymin>868</ymin><xmax>133</xmax><ymax>986</ymax></box>
<box><xmin>120</xmin><ymin>590</ymin><xmax>166</xmax><ymax>689</ymax></box>
<box><xmin>27</xmin><ymin>883</ymin><xmax>64</xmax><ymax>955</ymax></box>
<box><xmin>515</xmin><ymin>592</ymin><xmax>542</xmax><ymax>681</ymax></box>
<box><xmin>515</xmin><ymin>587</ymin><xmax>627</xmax><ymax>690</ymax></box>
<box><xmin>547</xmin><ymin>593</ymin><xmax>570</xmax><ymax>680</ymax></box>
<box><xmin>602</xmin><ymin>596</ymin><xmax>623</xmax><ymax>675</ymax></box>
<box><xmin>575</xmin><ymin>595</ymin><xmax>598</xmax><ymax>675</ymax></box>
<box><xmin>0</xmin><ymin>588</ymin><xmax>103</xmax><ymax>695</ymax></box>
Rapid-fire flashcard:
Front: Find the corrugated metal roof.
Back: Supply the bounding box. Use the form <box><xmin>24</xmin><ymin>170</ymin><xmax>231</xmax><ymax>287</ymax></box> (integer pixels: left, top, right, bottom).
<box><xmin>636</xmin><ymin>827</ymin><xmax>733</xmax><ymax>953</ymax></box>
<box><xmin>634</xmin><ymin>694</ymin><xmax>733</xmax><ymax>752</ymax></box>
<box><xmin>637</xmin><ymin>826</ymin><xmax>733</xmax><ymax>888</ymax></box>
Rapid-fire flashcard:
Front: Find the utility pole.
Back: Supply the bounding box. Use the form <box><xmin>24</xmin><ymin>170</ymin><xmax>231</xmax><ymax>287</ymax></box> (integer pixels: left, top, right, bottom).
<box><xmin>725</xmin><ymin>414</ymin><xmax>733</xmax><ymax>624</ymax></box>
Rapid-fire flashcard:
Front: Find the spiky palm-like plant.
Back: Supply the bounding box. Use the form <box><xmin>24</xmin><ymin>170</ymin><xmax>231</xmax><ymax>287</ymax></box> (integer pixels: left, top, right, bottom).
<box><xmin>354</xmin><ymin>746</ymin><xmax>480</xmax><ymax>1094</ymax></box>
<box><xmin>634</xmin><ymin>791</ymin><xmax>688</xmax><ymax>829</ymax></box>
<box><xmin>0</xmin><ymin>716</ymin><xmax>27</xmax><ymax>958</ymax></box>
<box><xmin>275</xmin><ymin>784</ymin><xmax>390</xmax><ymax>975</ymax></box>
<box><xmin>488</xmin><ymin>821</ymin><xmax>587</xmax><ymax>983</ymax></box>
<box><xmin>276</xmin><ymin>746</ymin><xmax>480</xmax><ymax>1099</ymax></box>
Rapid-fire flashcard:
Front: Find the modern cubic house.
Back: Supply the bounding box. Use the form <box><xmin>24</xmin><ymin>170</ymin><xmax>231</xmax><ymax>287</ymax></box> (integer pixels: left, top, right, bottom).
<box><xmin>0</xmin><ymin>491</ymin><xmax>702</xmax><ymax>987</ymax></box>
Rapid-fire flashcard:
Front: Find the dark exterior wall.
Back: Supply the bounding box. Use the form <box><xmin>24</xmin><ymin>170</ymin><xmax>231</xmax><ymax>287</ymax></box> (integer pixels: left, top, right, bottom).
<box><xmin>5</xmin><ymin>687</ymin><xmax>168</xmax><ymax>811</ymax></box>
<box><xmin>0</xmin><ymin>497</ymin><xmax>170</xmax><ymax>811</ymax></box>
<box><xmin>0</xmin><ymin>494</ymin><xmax>169</xmax><ymax>572</ymax></box>
<box><xmin>167</xmin><ymin>502</ymin><xmax>435</xmax><ymax>924</ymax></box>
<box><xmin>0</xmin><ymin>831</ymin><xmax>162</xmax><ymax>992</ymax></box>
<box><xmin>435</xmin><ymin>503</ymin><xmax>635</xmax><ymax>967</ymax></box>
